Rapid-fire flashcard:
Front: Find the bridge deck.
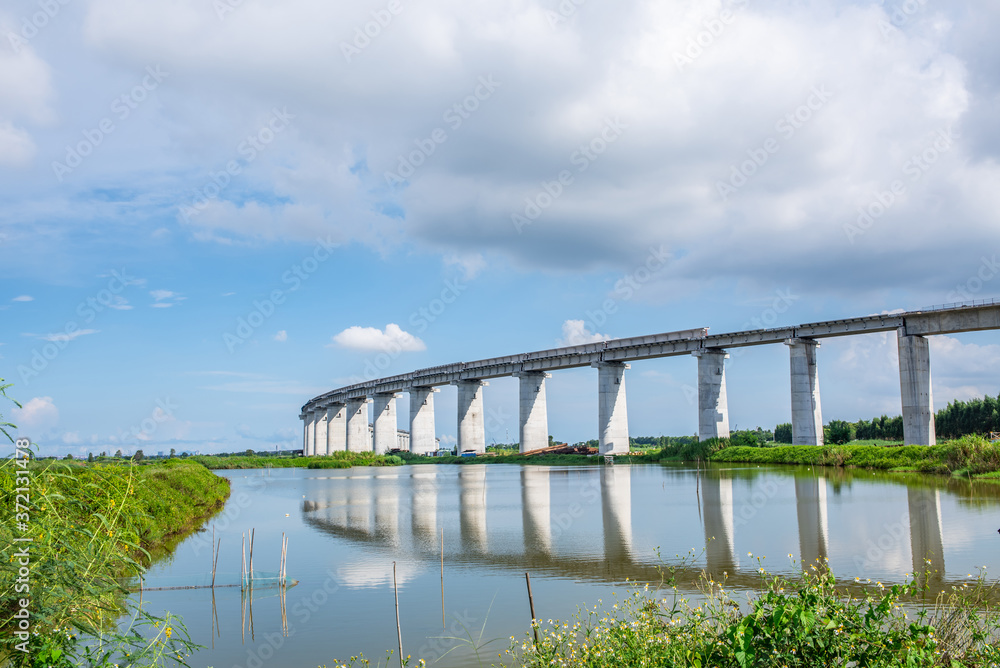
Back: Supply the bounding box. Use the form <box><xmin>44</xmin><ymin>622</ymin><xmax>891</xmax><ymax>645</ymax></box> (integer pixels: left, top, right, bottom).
<box><xmin>303</xmin><ymin>302</ymin><xmax>1000</xmax><ymax>410</ymax></box>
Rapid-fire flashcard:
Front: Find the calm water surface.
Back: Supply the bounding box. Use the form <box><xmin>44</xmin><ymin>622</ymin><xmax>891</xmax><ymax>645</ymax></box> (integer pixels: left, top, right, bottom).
<box><xmin>137</xmin><ymin>463</ymin><xmax>1000</xmax><ymax>667</ymax></box>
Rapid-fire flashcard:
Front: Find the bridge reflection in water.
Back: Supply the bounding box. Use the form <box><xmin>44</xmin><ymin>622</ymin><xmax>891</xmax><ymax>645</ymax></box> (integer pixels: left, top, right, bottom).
<box><xmin>303</xmin><ymin>464</ymin><xmax>965</xmax><ymax>594</ymax></box>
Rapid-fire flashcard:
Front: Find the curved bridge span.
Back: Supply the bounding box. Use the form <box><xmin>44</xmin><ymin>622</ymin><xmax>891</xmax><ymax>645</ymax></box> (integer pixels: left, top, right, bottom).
<box><xmin>300</xmin><ymin>301</ymin><xmax>1000</xmax><ymax>455</ymax></box>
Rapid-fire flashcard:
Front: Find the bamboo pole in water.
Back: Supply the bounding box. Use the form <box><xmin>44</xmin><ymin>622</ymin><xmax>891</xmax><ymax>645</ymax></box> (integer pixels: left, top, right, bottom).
<box><xmin>440</xmin><ymin>527</ymin><xmax>445</xmax><ymax>628</ymax></box>
<box><xmin>241</xmin><ymin>533</ymin><xmax>246</xmax><ymax>591</ymax></box>
<box><xmin>394</xmin><ymin>562</ymin><xmax>404</xmax><ymax>668</ymax></box>
<box><xmin>212</xmin><ymin>537</ymin><xmax>221</xmax><ymax>588</ymax></box>
<box><xmin>249</xmin><ymin>528</ymin><xmax>255</xmax><ymax>585</ymax></box>
<box><xmin>525</xmin><ymin>572</ymin><xmax>539</xmax><ymax>645</ymax></box>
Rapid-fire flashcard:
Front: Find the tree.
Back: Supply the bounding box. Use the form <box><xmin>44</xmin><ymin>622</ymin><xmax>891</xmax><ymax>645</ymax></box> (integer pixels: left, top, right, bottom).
<box><xmin>87</xmin><ymin>452</ymin><xmax>94</xmax><ymax>463</ymax></box>
<box><xmin>826</xmin><ymin>420</ymin><xmax>855</xmax><ymax>445</ymax></box>
<box><xmin>64</xmin><ymin>453</ymin><xmax>74</xmax><ymax>460</ymax></box>
<box><xmin>114</xmin><ymin>449</ymin><xmax>123</xmax><ymax>458</ymax></box>
<box><xmin>169</xmin><ymin>448</ymin><xmax>176</xmax><ymax>458</ymax></box>
<box><xmin>774</xmin><ymin>423</ymin><xmax>793</xmax><ymax>443</ymax></box>
<box><xmin>134</xmin><ymin>450</ymin><xmax>144</xmax><ymax>461</ymax></box>
<box><xmin>245</xmin><ymin>449</ymin><xmax>254</xmax><ymax>456</ymax></box>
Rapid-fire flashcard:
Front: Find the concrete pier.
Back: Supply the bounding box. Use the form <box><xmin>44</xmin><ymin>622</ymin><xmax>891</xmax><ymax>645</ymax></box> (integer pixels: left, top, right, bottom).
<box><xmin>795</xmin><ymin>476</ymin><xmax>829</xmax><ymax>567</ymax></box>
<box><xmin>521</xmin><ymin>466</ymin><xmax>552</xmax><ymax>555</ymax></box>
<box><xmin>372</xmin><ymin>393</ymin><xmax>401</xmax><ymax>454</ymax></box>
<box><xmin>346</xmin><ymin>397</ymin><xmax>372</xmax><ymax>452</ymax></box>
<box><xmin>454</xmin><ymin>379</ymin><xmax>489</xmax><ymax>454</ymax></box>
<box><xmin>786</xmin><ymin>339</ymin><xmax>824</xmax><ymax>446</ymax></box>
<box><xmin>601</xmin><ymin>466</ymin><xmax>633</xmax><ymax>563</ymax></box>
<box><xmin>593</xmin><ymin>362</ymin><xmax>630</xmax><ymax>455</ymax></box>
<box><xmin>314</xmin><ymin>406</ymin><xmax>330</xmax><ymax>457</ymax></box>
<box><xmin>516</xmin><ymin>372</ymin><xmax>551</xmax><ymax>453</ymax></box>
<box><xmin>459</xmin><ymin>465</ymin><xmax>488</xmax><ymax>552</ymax></box>
<box><xmin>302</xmin><ymin>412</ymin><xmax>312</xmax><ymax>456</ymax></box>
<box><xmin>702</xmin><ymin>472</ymin><xmax>736</xmax><ymax>574</ymax></box>
<box><xmin>408</xmin><ymin>386</ymin><xmax>440</xmax><ymax>455</ymax></box>
<box><xmin>694</xmin><ymin>350</ymin><xmax>730</xmax><ymax>441</ymax></box>
<box><xmin>327</xmin><ymin>403</ymin><xmax>347</xmax><ymax>453</ymax></box>
<box><xmin>304</xmin><ymin>411</ymin><xmax>318</xmax><ymax>456</ymax></box>
<box><xmin>898</xmin><ymin>329</ymin><xmax>936</xmax><ymax>445</ymax></box>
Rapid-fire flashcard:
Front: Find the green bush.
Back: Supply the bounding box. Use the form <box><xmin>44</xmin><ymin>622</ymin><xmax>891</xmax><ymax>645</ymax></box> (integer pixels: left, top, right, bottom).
<box><xmin>505</xmin><ymin>563</ymin><xmax>1000</xmax><ymax>668</ymax></box>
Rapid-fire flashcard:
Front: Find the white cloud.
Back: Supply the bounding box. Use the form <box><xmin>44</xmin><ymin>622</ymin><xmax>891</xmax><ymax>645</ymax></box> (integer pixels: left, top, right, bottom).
<box><xmin>274</xmin><ymin>330</ymin><xmax>288</xmax><ymax>342</ymax></box>
<box><xmin>557</xmin><ymin>319</ymin><xmax>611</xmax><ymax>347</ymax></box>
<box><xmin>0</xmin><ymin>121</ymin><xmax>36</xmax><ymax>166</ymax></box>
<box><xmin>12</xmin><ymin>295</ymin><xmax>33</xmax><ymax>302</ymax></box>
<box><xmin>12</xmin><ymin>397</ymin><xmax>59</xmax><ymax>431</ymax></box>
<box><xmin>40</xmin><ymin>329</ymin><xmax>99</xmax><ymax>343</ymax></box>
<box><xmin>62</xmin><ymin>432</ymin><xmax>82</xmax><ymax>444</ymax></box>
<box><xmin>106</xmin><ymin>295</ymin><xmax>132</xmax><ymax>310</ymax></box>
<box><xmin>150</xmin><ymin>290</ymin><xmax>185</xmax><ymax>307</ymax></box>
<box><xmin>331</xmin><ymin>323</ymin><xmax>426</xmax><ymax>352</ymax></box>
<box><xmin>444</xmin><ymin>252</ymin><xmax>487</xmax><ymax>280</ymax></box>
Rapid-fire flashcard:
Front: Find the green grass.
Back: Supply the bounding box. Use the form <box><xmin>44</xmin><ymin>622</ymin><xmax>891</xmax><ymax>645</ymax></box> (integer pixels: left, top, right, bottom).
<box><xmin>708</xmin><ymin>435</ymin><xmax>1000</xmax><ymax>477</ymax></box>
<box><xmin>191</xmin><ymin>451</ymin><xmax>403</xmax><ymax>470</ymax></box>
<box><xmin>0</xmin><ymin>457</ymin><xmax>230</xmax><ymax>666</ymax></box>
<box><xmin>399</xmin><ymin>452</ymin><xmax>598</xmax><ymax>466</ymax></box>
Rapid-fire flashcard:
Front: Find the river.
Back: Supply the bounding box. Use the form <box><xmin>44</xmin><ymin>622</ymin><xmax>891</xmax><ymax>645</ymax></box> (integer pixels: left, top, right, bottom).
<box><xmin>136</xmin><ymin>463</ymin><xmax>1000</xmax><ymax>667</ymax></box>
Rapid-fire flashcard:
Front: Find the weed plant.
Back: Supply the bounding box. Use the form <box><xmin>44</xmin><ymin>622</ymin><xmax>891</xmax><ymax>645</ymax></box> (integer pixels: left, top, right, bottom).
<box><xmin>504</xmin><ymin>557</ymin><xmax>1000</xmax><ymax>667</ymax></box>
<box><xmin>0</xmin><ymin>454</ymin><xmax>229</xmax><ymax>667</ymax></box>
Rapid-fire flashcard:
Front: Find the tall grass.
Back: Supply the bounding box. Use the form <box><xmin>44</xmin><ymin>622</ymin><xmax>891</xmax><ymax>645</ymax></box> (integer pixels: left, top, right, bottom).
<box><xmin>0</xmin><ymin>456</ymin><xmax>230</xmax><ymax>667</ymax></box>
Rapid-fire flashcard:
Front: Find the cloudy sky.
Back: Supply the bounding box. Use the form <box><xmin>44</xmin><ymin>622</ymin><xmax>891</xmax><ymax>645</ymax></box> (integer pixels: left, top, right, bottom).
<box><xmin>2</xmin><ymin>0</ymin><xmax>999</xmax><ymax>455</ymax></box>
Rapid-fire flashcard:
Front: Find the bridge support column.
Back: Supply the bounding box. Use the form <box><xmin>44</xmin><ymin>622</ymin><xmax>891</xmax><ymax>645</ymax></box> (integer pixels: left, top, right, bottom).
<box><xmin>326</xmin><ymin>403</ymin><xmax>347</xmax><ymax>453</ymax></box>
<box><xmin>314</xmin><ymin>405</ymin><xmax>330</xmax><ymax>456</ymax></box>
<box><xmin>694</xmin><ymin>349</ymin><xmax>730</xmax><ymax>441</ymax></box>
<box><xmin>593</xmin><ymin>362</ymin><xmax>630</xmax><ymax>455</ymax></box>
<box><xmin>898</xmin><ymin>329</ymin><xmax>936</xmax><ymax>445</ymax></box>
<box><xmin>346</xmin><ymin>397</ymin><xmax>372</xmax><ymax>452</ymax></box>
<box><xmin>516</xmin><ymin>372</ymin><xmax>551</xmax><ymax>453</ymax></box>
<box><xmin>301</xmin><ymin>412</ymin><xmax>314</xmax><ymax>456</ymax></box>
<box><xmin>454</xmin><ymin>379</ymin><xmax>489</xmax><ymax>454</ymax></box>
<box><xmin>786</xmin><ymin>338</ymin><xmax>824</xmax><ymax>446</ymax></box>
<box><xmin>408</xmin><ymin>386</ymin><xmax>440</xmax><ymax>455</ymax></box>
<box><xmin>372</xmin><ymin>393</ymin><xmax>401</xmax><ymax>454</ymax></box>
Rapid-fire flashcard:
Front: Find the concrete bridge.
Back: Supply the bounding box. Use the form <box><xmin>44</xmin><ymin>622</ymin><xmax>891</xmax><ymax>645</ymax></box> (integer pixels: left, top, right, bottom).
<box><xmin>300</xmin><ymin>301</ymin><xmax>1000</xmax><ymax>454</ymax></box>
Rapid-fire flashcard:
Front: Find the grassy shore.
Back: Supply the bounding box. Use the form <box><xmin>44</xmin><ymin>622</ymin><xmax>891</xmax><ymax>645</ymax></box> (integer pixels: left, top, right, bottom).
<box><xmin>707</xmin><ymin>435</ymin><xmax>1000</xmax><ymax>477</ymax></box>
<box><xmin>191</xmin><ymin>451</ymin><xmax>403</xmax><ymax>469</ymax></box>
<box><xmin>0</xmin><ymin>457</ymin><xmax>231</xmax><ymax>666</ymax></box>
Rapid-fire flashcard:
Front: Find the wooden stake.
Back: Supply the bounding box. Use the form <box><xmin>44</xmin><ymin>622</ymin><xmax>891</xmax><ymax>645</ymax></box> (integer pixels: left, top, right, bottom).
<box><xmin>394</xmin><ymin>562</ymin><xmax>404</xmax><ymax>668</ymax></box>
<box><xmin>440</xmin><ymin>527</ymin><xmax>445</xmax><ymax>628</ymax></box>
<box><xmin>525</xmin><ymin>572</ymin><xmax>539</xmax><ymax>645</ymax></box>
<box><xmin>249</xmin><ymin>528</ymin><xmax>255</xmax><ymax>585</ymax></box>
<box><xmin>212</xmin><ymin>537</ymin><xmax>221</xmax><ymax>588</ymax></box>
<box><xmin>241</xmin><ymin>533</ymin><xmax>246</xmax><ymax>591</ymax></box>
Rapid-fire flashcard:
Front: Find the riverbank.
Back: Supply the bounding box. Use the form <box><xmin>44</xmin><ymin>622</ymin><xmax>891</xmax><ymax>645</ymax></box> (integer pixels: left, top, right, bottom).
<box><xmin>707</xmin><ymin>435</ymin><xmax>1000</xmax><ymax>477</ymax></box>
<box><xmin>0</xmin><ymin>457</ymin><xmax>230</xmax><ymax>665</ymax></box>
<box><xmin>192</xmin><ymin>451</ymin><xmax>403</xmax><ymax>469</ymax></box>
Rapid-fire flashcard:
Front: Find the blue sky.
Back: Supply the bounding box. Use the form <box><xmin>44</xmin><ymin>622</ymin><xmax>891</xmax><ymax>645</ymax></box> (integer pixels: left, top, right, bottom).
<box><xmin>2</xmin><ymin>0</ymin><xmax>999</xmax><ymax>455</ymax></box>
